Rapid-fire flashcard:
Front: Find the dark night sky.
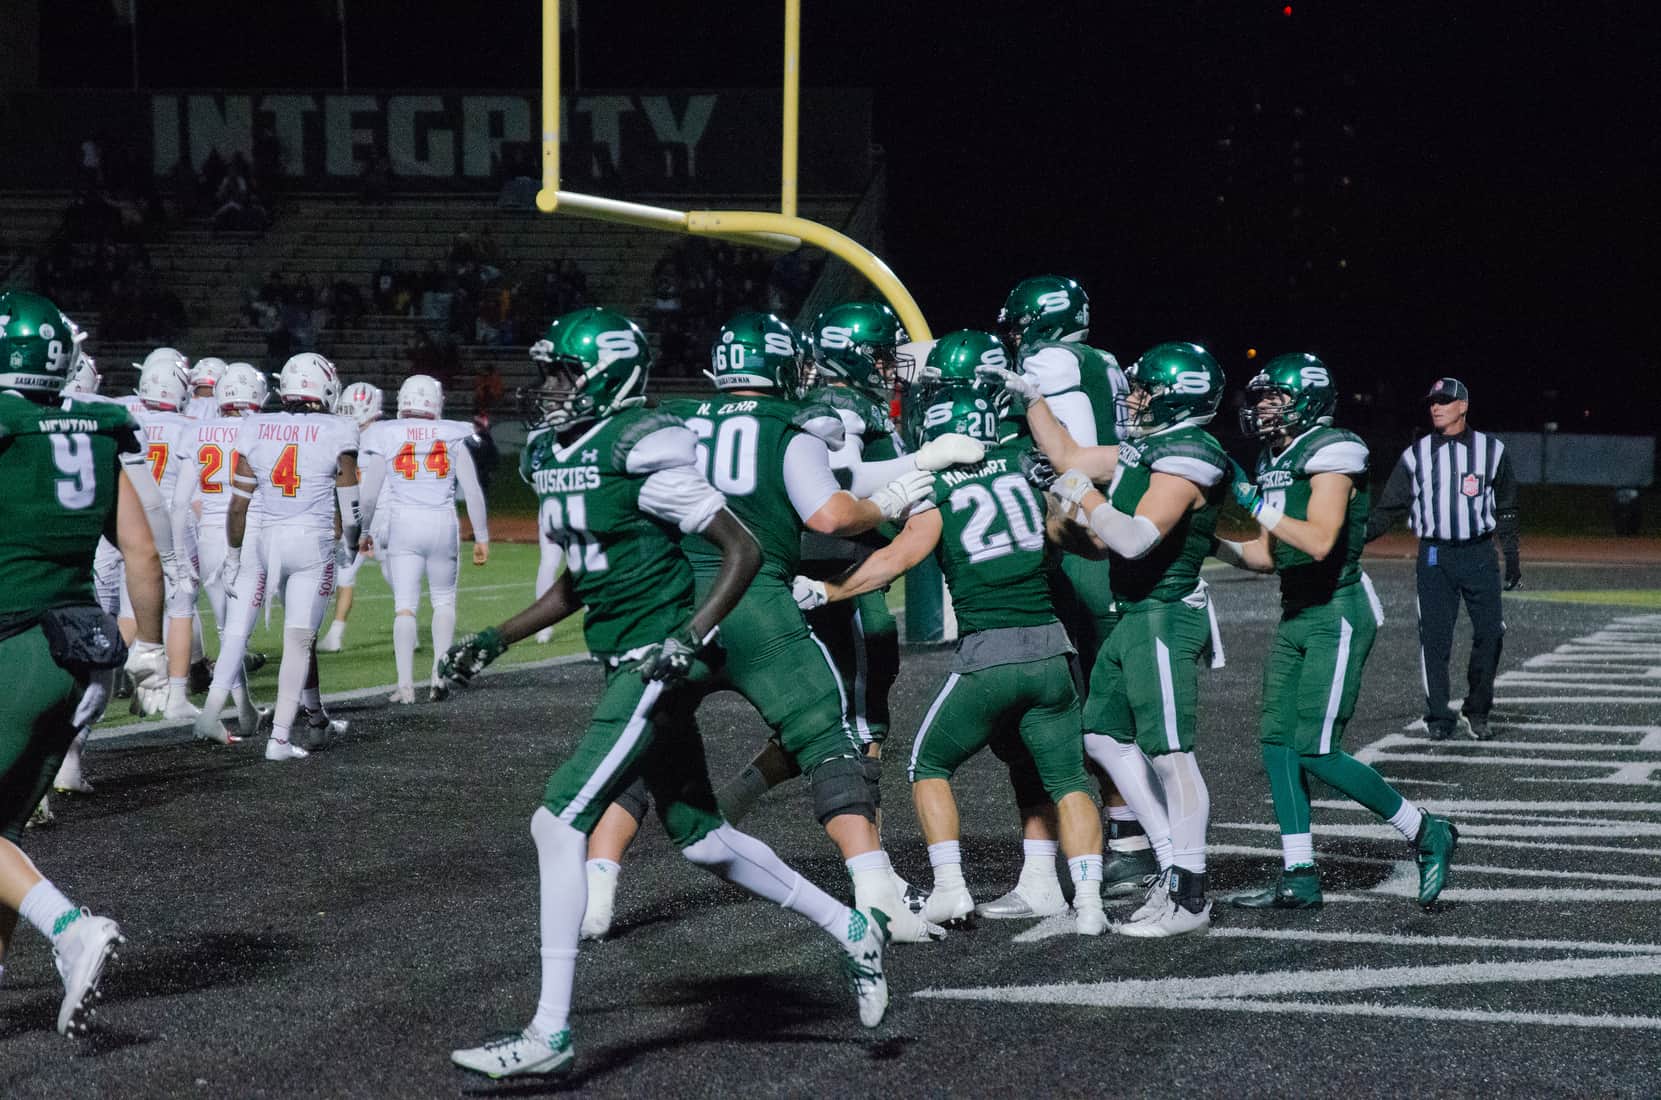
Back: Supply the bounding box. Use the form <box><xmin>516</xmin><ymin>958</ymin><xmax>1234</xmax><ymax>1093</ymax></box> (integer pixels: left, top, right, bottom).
<box><xmin>44</xmin><ymin>0</ymin><xmax>1661</xmax><ymax>431</ymax></box>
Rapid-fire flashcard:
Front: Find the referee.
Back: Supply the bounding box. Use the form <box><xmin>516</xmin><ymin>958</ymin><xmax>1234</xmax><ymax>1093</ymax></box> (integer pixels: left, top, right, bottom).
<box><xmin>1365</xmin><ymin>378</ymin><xmax>1521</xmax><ymax>740</ymax></box>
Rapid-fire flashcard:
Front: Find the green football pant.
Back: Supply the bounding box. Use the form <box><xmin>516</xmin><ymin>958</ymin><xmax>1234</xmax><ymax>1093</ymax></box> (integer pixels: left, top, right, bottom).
<box><xmin>541</xmin><ymin>660</ymin><xmax>724</xmax><ymax>848</ymax></box>
<box><xmin>909</xmin><ymin>655</ymin><xmax>1091</xmax><ymax>801</ymax></box>
<box><xmin>698</xmin><ymin>573</ymin><xmax>861</xmax><ymax>772</ymax></box>
<box><xmin>1084</xmin><ymin>599</ymin><xmax>1211</xmax><ymax>756</ymax></box>
<box><xmin>0</xmin><ymin>628</ymin><xmax>85</xmax><ymax>843</ymax></box>
<box><xmin>1260</xmin><ymin>586</ymin><xmax>1378</xmax><ymax>755</ymax></box>
<box><xmin>803</xmin><ymin>588</ymin><xmax>896</xmax><ymax>747</ymax></box>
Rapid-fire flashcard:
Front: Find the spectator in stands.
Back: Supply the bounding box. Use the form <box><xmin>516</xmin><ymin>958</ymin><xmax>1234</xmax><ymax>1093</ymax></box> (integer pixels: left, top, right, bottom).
<box><xmin>473</xmin><ymin>362</ymin><xmax>504</xmax><ymax>415</ymax></box>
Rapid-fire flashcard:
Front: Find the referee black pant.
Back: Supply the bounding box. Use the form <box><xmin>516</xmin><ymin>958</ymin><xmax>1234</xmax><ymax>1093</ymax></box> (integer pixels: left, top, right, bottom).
<box><xmin>1416</xmin><ymin>537</ymin><xmax>1505</xmax><ymax>728</ymax></box>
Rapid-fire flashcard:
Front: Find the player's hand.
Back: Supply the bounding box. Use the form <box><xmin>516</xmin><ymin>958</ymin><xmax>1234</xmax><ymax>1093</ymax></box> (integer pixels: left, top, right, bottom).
<box><xmin>1019</xmin><ymin>447</ymin><xmax>1058</xmax><ymax>492</ymax></box>
<box><xmin>220</xmin><ymin>546</ymin><xmax>241</xmax><ymax>586</ymax></box>
<box><xmin>912</xmin><ymin>432</ymin><xmax>985</xmax><ymax>472</ymax></box>
<box><xmin>975</xmin><ymin>364</ymin><xmax>1043</xmax><ymax>403</ymax></box>
<box><xmin>871</xmin><ymin>469</ymin><xmax>935</xmax><ymax>521</ymax></box>
<box><xmin>473</xmin><ymin>542</ymin><xmax>490</xmax><ymax>566</ymax></box>
<box><xmin>439</xmin><ymin>626</ymin><xmax>507</xmax><ymax>688</ymax></box>
<box><xmin>124</xmin><ymin>640</ymin><xmax>167</xmax><ymax>715</ymax></box>
<box><xmin>639</xmin><ymin>629</ymin><xmax>700</xmax><ymax>684</ymax></box>
<box><xmin>335</xmin><ymin>539</ymin><xmax>354</xmax><ymax>571</ymax></box>
<box><xmin>157</xmin><ymin>546</ymin><xmax>188</xmax><ymax>591</ymax></box>
<box><xmin>1050</xmin><ymin>468</ymin><xmax>1096</xmax><ymax>512</ymax></box>
<box><xmin>1228</xmin><ymin>458</ymin><xmax>1264</xmax><ymax>514</ymax></box>
<box><xmin>1505</xmin><ymin>569</ymin><xmax>1523</xmax><ymax>591</ymax></box>
<box><xmin>791</xmin><ymin>575</ymin><xmax>828</xmax><ymax>611</ymax></box>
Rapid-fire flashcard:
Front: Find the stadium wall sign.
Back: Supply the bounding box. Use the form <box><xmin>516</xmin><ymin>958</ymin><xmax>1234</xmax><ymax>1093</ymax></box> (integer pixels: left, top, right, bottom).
<box><xmin>0</xmin><ymin>90</ymin><xmax>872</xmax><ymax>192</ymax></box>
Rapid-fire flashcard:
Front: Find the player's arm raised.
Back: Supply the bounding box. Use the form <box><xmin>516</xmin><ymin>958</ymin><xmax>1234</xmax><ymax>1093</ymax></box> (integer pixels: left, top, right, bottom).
<box><xmin>810</xmin><ymin>506</ymin><xmax>942</xmax><ymax>606</ymax></box>
<box><xmin>1051</xmin><ymin>468</ymin><xmax>1201</xmax><ymax>560</ymax></box>
<box><xmin>787</xmin><ymin>431</ymin><xmax>934</xmax><ymax>538</ymax></box>
<box><xmin>980</xmin><ymin>359</ymin><xmax>1118</xmax><ymax>481</ymax></box>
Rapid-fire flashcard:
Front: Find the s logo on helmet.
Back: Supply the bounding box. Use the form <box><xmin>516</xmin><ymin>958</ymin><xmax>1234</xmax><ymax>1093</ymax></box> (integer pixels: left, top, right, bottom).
<box><xmin>1300</xmin><ymin>366</ymin><xmax>1330</xmax><ymax>388</ymax></box>
<box><xmin>763</xmin><ymin>332</ymin><xmax>796</xmax><ymax>358</ymax></box>
<box><xmin>978</xmin><ymin>347</ymin><xmax>1008</xmax><ymax>371</ymax></box>
<box><xmin>1036</xmin><ymin>290</ymin><xmax>1071</xmax><ymax>314</ymax></box>
<box><xmin>818</xmin><ymin>326</ymin><xmax>855</xmax><ymax>351</ymax></box>
<box><xmin>1171</xmin><ymin>371</ymin><xmax>1212</xmax><ymax>395</ymax></box>
<box><xmin>595</xmin><ymin>330</ymin><xmax>640</xmax><ymax>364</ymax></box>
<box><xmin>922</xmin><ymin>403</ymin><xmax>957</xmax><ymax>429</ymax></box>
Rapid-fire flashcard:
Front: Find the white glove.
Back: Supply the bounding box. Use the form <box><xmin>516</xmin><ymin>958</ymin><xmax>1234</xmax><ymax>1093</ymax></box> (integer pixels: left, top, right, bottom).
<box><xmin>221</xmin><ymin>546</ymin><xmax>242</xmax><ymax>586</ymax></box>
<box><xmin>125</xmin><ymin>640</ymin><xmax>167</xmax><ymax>716</ymax></box>
<box><xmin>870</xmin><ymin>469</ymin><xmax>936</xmax><ymax>521</ymax></box>
<box><xmin>791</xmin><ymin>575</ymin><xmax>828</xmax><ymax>611</ymax></box>
<box><xmin>335</xmin><ymin>538</ymin><xmax>354</xmax><ymax>571</ymax></box>
<box><xmin>911</xmin><ymin>432</ymin><xmax>986</xmax><ymax>472</ymax></box>
<box><xmin>975</xmin><ymin>364</ymin><xmax>1042</xmax><ymax>403</ymax></box>
<box><xmin>158</xmin><ymin>546</ymin><xmax>188</xmax><ymax>591</ymax></box>
<box><xmin>1050</xmin><ymin>468</ymin><xmax>1096</xmax><ymax>511</ymax></box>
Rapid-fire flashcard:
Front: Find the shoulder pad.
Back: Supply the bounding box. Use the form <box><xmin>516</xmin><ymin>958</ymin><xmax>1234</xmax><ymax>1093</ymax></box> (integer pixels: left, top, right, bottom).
<box><xmin>793</xmin><ymin>401</ymin><xmax>847</xmax><ymax>450</ymax></box>
<box><xmin>1018</xmin><ymin>343</ymin><xmax>1085</xmax><ymax>397</ymax></box>
<box><xmin>1146</xmin><ymin>430</ymin><xmax>1229</xmax><ymax>486</ymax></box>
<box><xmin>1302</xmin><ymin>428</ymin><xmax>1368</xmax><ymax>476</ymax></box>
<box><xmin>614</xmin><ymin>409</ymin><xmax>694</xmax><ymax>472</ymax></box>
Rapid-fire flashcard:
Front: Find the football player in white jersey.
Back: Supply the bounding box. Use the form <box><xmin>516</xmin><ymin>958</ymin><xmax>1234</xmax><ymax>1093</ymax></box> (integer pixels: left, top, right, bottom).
<box><xmin>218</xmin><ymin>353</ymin><xmax>360</xmax><ymax>761</ymax></box>
<box><xmin>185</xmin><ymin>357</ymin><xmax>226</xmax><ymax>420</ymax></box>
<box><xmin>116</xmin><ymin>352</ymin><xmax>204</xmax><ymax>720</ymax></box>
<box><xmin>357</xmin><ymin>374</ymin><xmax>490</xmax><ymax>702</ymax></box>
<box><xmin>317</xmin><ymin>382</ymin><xmax>385</xmax><ymax>653</ymax></box>
<box><xmin>170</xmin><ymin>363</ymin><xmax>271</xmax><ymax>742</ymax></box>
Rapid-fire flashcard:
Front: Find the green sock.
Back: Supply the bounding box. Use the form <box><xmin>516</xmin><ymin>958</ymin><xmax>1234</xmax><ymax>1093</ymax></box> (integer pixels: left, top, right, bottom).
<box><xmin>1261</xmin><ymin>743</ymin><xmax>1311</xmax><ymax>836</ymax></box>
<box><xmin>1300</xmin><ymin>751</ymin><xmax>1404</xmax><ymax>820</ymax></box>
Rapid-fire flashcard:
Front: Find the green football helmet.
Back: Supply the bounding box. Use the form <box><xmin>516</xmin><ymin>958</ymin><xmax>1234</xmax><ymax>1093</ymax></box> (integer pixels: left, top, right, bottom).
<box><xmin>0</xmin><ymin>291</ymin><xmax>74</xmax><ymax>401</ymax></box>
<box><xmin>920</xmin><ymin>329</ymin><xmax>1009</xmax><ymax>386</ymax></box>
<box><xmin>1240</xmin><ymin>352</ymin><xmax>1337</xmax><ymax>440</ymax></box>
<box><xmin>904</xmin><ymin>381</ymin><xmax>1000</xmax><ymax>451</ymax></box>
<box><xmin>996</xmin><ymin>275</ymin><xmax>1090</xmax><ymax>353</ymax></box>
<box><xmin>811</xmin><ymin>301</ymin><xmax>910</xmax><ymax>403</ymax></box>
<box><xmin>525</xmin><ymin>306</ymin><xmax>651</xmax><ymax>430</ymax></box>
<box><xmin>708</xmin><ymin>311</ymin><xmax>804</xmax><ymax>396</ymax></box>
<box><xmin>1120</xmin><ymin>341</ymin><xmax>1225</xmax><ymax>438</ymax></box>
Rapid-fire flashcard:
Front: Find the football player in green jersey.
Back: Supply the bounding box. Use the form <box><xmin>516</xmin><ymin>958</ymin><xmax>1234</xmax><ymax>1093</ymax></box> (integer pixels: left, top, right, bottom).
<box><xmin>441</xmin><ymin>307</ymin><xmax>894</xmax><ymax>1078</ymax></box>
<box><xmin>0</xmin><ymin>290</ymin><xmax>172</xmax><ymax>1036</ymax></box>
<box><xmin>810</xmin><ymin>363</ymin><xmax>1110</xmax><ymax>935</ymax></box>
<box><xmin>999</xmin><ymin>341</ymin><xmax>1231</xmax><ymax>937</ymax></box>
<box><xmin>571</xmin><ymin>311</ymin><xmax>967</xmax><ymax>945</ymax></box>
<box><xmin>1213</xmin><ymin>354</ymin><xmax>1458</xmax><ymax>910</ymax></box>
<box><xmin>976</xmin><ymin>279</ymin><xmax>1158</xmax><ymax>918</ymax></box>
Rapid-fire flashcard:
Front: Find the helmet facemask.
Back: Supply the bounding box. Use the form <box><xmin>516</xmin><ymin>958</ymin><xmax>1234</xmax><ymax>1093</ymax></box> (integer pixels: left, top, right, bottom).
<box><xmin>1241</xmin><ymin>379</ymin><xmax>1297</xmax><ymax>440</ymax></box>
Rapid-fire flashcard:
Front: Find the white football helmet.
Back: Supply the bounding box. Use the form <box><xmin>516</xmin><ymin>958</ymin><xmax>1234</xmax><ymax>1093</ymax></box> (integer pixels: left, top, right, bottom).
<box><xmin>397</xmin><ymin>374</ymin><xmax>444</xmax><ymax>419</ymax></box>
<box><xmin>190</xmin><ymin>356</ymin><xmax>229</xmax><ymax>391</ymax></box>
<box><xmin>337</xmin><ymin>381</ymin><xmax>384</xmax><ymax>428</ymax></box>
<box><xmin>135</xmin><ymin>346</ymin><xmax>190</xmax><ymax>377</ymax></box>
<box><xmin>277</xmin><ymin>353</ymin><xmax>339</xmax><ymax>409</ymax></box>
<box><xmin>216</xmin><ymin>362</ymin><xmax>269</xmax><ymax>413</ymax></box>
<box><xmin>137</xmin><ymin>354</ymin><xmax>191</xmax><ymax>411</ymax></box>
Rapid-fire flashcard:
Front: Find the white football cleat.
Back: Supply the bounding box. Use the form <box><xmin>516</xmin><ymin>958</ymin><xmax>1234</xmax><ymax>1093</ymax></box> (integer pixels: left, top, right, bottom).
<box><xmin>53</xmin><ymin>911</ymin><xmax>124</xmax><ymax>1036</ymax></box>
<box><xmin>192</xmin><ymin>710</ymin><xmax>240</xmax><ymax>745</ymax></box>
<box><xmin>921</xmin><ymin>882</ymin><xmax>975</xmax><ymax>926</ymax></box>
<box><xmin>1074</xmin><ymin>901</ymin><xmax>1109</xmax><ymax>936</ymax></box>
<box><xmin>839</xmin><ymin>908</ymin><xmax>889</xmax><ymax>1028</ymax></box>
<box><xmin>388</xmin><ymin>686</ymin><xmax>416</xmax><ymax>705</ymax></box>
<box><xmin>976</xmin><ymin>881</ymin><xmax>1068</xmax><ymax>920</ymax></box>
<box><xmin>883</xmin><ymin>907</ymin><xmax>948</xmax><ymax>943</ymax></box>
<box><xmin>1127</xmin><ymin>868</ymin><xmax>1173</xmax><ymax>924</ymax></box>
<box><xmin>264</xmin><ymin>737</ymin><xmax>310</xmax><ymax>762</ymax></box>
<box><xmin>27</xmin><ymin>796</ymin><xmax>55</xmax><ymax>829</ymax></box>
<box><xmin>451</xmin><ymin>1026</ymin><xmax>574</xmax><ymax>1079</ymax></box>
<box><xmin>534</xmin><ymin>628</ymin><xmax>554</xmax><ymax>645</ymax></box>
<box><xmin>580</xmin><ymin>865</ymin><xmax>617</xmax><ymax>940</ymax></box>
<box><xmin>53</xmin><ymin>755</ymin><xmax>93</xmax><ymax>795</ymax></box>
<box><xmin>1116</xmin><ymin>896</ymin><xmax>1211</xmax><ymax>939</ymax></box>
<box><xmin>162</xmin><ymin>695</ymin><xmax>201</xmax><ymax>721</ymax></box>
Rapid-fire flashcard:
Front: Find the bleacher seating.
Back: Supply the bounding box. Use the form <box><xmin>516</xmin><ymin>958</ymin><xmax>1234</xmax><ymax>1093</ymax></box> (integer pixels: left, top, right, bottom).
<box><xmin>0</xmin><ymin>192</ymin><xmax>76</xmax><ymax>290</ymax></box>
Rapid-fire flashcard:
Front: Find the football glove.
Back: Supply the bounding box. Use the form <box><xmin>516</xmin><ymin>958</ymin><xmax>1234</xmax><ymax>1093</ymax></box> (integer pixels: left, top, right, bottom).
<box><xmin>870</xmin><ymin>469</ymin><xmax>935</xmax><ymax>521</ymax></box>
<box><xmin>124</xmin><ymin>640</ymin><xmax>167</xmax><ymax>716</ymax></box>
<box><xmin>975</xmin><ymin>364</ymin><xmax>1043</xmax><ymax>403</ymax></box>
<box><xmin>1019</xmin><ymin>448</ymin><xmax>1058</xmax><ymax>492</ymax></box>
<box><xmin>1228</xmin><ymin>458</ymin><xmax>1283</xmax><ymax>529</ymax></box>
<box><xmin>639</xmin><ymin>628</ymin><xmax>701</xmax><ymax>684</ymax></box>
<box><xmin>1050</xmin><ymin>468</ymin><xmax>1096</xmax><ymax>511</ymax></box>
<box><xmin>439</xmin><ymin>626</ymin><xmax>507</xmax><ymax>688</ymax></box>
<box><xmin>220</xmin><ymin>546</ymin><xmax>242</xmax><ymax>586</ymax></box>
<box><xmin>792</xmin><ymin>575</ymin><xmax>828</xmax><ymax>611</ymax></box>
<box><xmin>1504</xmin><ymin>568</ymin><xmax>1523</xmax><ymax>591</ymax></box>
<box><xmin>158</xmin><ymin>545</ymin><xmax>188</xmax><ymax>592</ymax></box>
<box><xmin>911</xmin><ymin>432</ymin><xmax>985</xmax><ymax>472</ymax></box>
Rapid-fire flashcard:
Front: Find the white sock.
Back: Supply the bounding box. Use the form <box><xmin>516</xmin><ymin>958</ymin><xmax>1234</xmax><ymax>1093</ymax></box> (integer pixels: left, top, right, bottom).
<box><xmin>529</xmin><ymin>807</ymin><xmax>586</xmax><ymax>1037</ymax></box>
<box><xmin>393</xmin><ymin>614</ymin><xmax>417</xmax><ymax>689</ymax></box>
<box><xmin>1085</xmin><ymin>734</ymin><xmax>1174</xmax><ymax>870</ymax></box>
<box><xmin>1151</xmin><ymin>751</ymin><xmax>1209</xmax><ymax>874</ymax></box>
<box><xmin>272</xmin><ymin>627</ymin><xmax>313</xmax><ymax>735</ymax></box>
<box><xmin>1068</xmin><ymin>855</ymin><xmax>1104</xmax><ymax>909</ymax></box>
<box><xmin>1281</xmin><ymin>832</ymin><xmax>1315</xmax><ymax>869</ymax></box>
<box><xmin>927</xmin><ymin>840</ymin><xmax>964</xmax><ymax>890</ymax></box>
<box><xmin>715</xmin><ymin>764</ymin><xmax>773</xmax><ymax>825</ymax></box>
<box><xmin>208</xmin><ymin>629</ymin><xmax>251</xmax><ymax>697</ymax></box>
<box><xmin>680</xmin><ymin>824</ymin><xmax>856</xmax><ymax>946</ymax></box>
<box><xmin>1389</xmin><ymin>800</ymin><xmax>1425</xmax><ymax>843</ymax></box>
<box><xmin>846</xmin><ymin>849</ymin><xmax>900</xmax><ymax>913</ymax></box>
<box><xmin>430</xmin><ymin>603</ymin><xmax>457</xmax><ymax>682</ymax></box>
<box><xmin>1018</xmin><ymin>838</ymin><xmax>1061</xmax><ymax>891</ymax></box>
<box><xmin>20</xmin><ymin>880</ymin><xmax>79</xmax><ymax>943</ymax></box>
<box><xmin>190</xmin><ymin>612</ymin><xmax>206</xmax><ymax>664</ymax></box>
<box><xmin>166</xmin><ymin>677</ymin><xmax>188</xmax><ymax>708</ymax></box>
<box><xmin>232</xmin><ymin>684</ymin><xmax>260</xmax><ymax>729</ymax></box>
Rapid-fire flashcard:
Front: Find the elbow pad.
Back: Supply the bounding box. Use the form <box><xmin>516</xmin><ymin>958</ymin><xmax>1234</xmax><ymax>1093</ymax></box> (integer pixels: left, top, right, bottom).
<box><xmin>1085</xmin><ymin>502</ymin><xmax>1162</xmax><ymax>559</ymax></box>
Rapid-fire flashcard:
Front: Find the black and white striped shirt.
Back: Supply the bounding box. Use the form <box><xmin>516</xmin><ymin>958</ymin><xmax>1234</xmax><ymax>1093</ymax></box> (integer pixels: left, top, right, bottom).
<box><xmin>1366</xmin><ymin>428</ymin><xmax>1519</xmax><ymax>544</ymax></box>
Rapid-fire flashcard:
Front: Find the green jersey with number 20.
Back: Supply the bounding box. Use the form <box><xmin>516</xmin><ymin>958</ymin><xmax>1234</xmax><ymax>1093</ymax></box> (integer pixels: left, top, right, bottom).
<box><xmin>520</xmin><ymin>407</ymin><xmax>724</xmax><ymax>658</ymax></box>
<box><xmin>929</xmin><ymin>443</ymin><xmax>1057</xmax><ymax>634</ymax></box>
<box><xmin>1107</xmin><ymin>425</ymin><xmax>1230</xmax><ymax>607</ymax></box>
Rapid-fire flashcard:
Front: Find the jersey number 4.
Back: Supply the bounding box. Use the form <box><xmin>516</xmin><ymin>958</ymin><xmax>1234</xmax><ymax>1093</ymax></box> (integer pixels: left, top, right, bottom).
<box><xmin>391</xmin><ymin>440</ymin><xmax>450</xmax><ymax>480</ymax></box>
<box><xmin>950</xmin><ymin>473</ymin><xmax>1045</xmax><ymax>563</ymax></box>
<box><xmin>271</xmin><ymin>443</ymin><xmax>302</xmax><ymax>497</ymax></box>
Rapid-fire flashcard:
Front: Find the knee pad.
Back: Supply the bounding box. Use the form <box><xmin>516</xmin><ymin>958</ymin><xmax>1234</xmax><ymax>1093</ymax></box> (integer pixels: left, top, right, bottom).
<box><xmin>807</xmin><ymin>754</ymin><xmax>877</xmax><ymax>825</ymax></box>
<box><xmin>860</xmin><ymin>753</ymin><xmax>882</xmax><ymax>810</ymax></box>
<box><xmin>612</xmin><ymin>777</ymin><xmax>651</xmax><ymax>824</ymax></box>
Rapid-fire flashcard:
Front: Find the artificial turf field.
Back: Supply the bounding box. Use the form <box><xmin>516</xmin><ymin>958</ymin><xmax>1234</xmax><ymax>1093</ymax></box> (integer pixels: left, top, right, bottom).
<box><xmin>9</xmin><ymin>553</ymin><xmax>1661</xmax><ymax>1097</ymax></box>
